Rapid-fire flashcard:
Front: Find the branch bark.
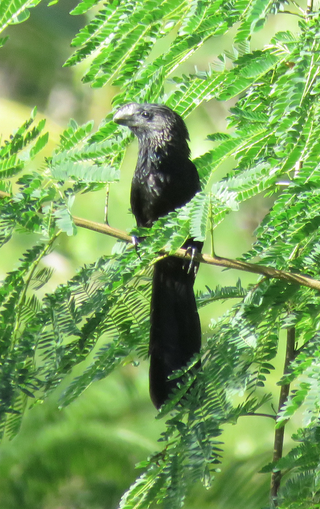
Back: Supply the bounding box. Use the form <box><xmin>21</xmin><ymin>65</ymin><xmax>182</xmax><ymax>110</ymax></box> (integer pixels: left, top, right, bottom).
<box><xmin>2</xmin><ymin>189</ymin><xmax>320</xmax><ymax>291</ymax></box>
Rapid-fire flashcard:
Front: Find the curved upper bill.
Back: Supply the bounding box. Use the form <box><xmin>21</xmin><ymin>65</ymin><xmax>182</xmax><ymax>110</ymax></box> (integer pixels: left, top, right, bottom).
<box><xmin>113</xmin><ymin>103</ymin><xmax>139</xmax><ymax>126</ymax></box>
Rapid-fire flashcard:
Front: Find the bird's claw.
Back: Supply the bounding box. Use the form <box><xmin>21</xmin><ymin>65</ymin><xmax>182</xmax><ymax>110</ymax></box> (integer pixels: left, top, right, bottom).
<box><xmin>132</xmin><ymin>236</ymin><xmax>141</xmax><ymax>259</ymax></box>
<box><xmin>132</xmin><ymin>235</ymin><xmax>139</xmax><ymax>248</ymax></box>
<box><xmin>184</xmin><ymin>246</ymin><xmax>198</xmax><ymax>276</ymax></box>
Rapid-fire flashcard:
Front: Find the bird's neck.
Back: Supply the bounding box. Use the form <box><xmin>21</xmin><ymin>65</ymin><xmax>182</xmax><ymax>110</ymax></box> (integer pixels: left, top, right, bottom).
<box><xmin>137</xmin><ymin>136</ymin><xmax>190</xmax><ymax>169</ymax></box>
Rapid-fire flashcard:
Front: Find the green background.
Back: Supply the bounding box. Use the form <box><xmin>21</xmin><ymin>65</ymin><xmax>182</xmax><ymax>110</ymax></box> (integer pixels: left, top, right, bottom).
<box><xmin>0</xmin><ymin>2</ymin><xmax>303</xmax><ymax>507</ymax></box>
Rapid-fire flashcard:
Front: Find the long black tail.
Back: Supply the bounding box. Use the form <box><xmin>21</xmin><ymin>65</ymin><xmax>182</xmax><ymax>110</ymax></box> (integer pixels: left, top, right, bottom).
<box><xmin>149</xmin><ymin>241</ymin><xmax>202</xmax><ymax>408</ymax></box>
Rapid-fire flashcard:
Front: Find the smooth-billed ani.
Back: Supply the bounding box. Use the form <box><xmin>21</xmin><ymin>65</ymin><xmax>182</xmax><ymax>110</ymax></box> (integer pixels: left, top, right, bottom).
<box><xmin>113</xmin><ymin>103</ymin><xmax>202</xmax><ymax>408</ymax></box>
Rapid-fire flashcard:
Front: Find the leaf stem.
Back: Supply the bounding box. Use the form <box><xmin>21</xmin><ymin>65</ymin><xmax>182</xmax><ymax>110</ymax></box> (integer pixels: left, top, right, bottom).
<box><xmin>104</xmin><ymin>183</ymin><xmax>110</xmax><ymax>225</ymax></box>
<box><xmin>270</xmin><ymin>327</ymin><xmax>296</xmax><ymax>505</ymax></box>
<box><xmin>209</xmin><ymin>192</ymin><xmax>215</xmax><ymax>257</ymax></box>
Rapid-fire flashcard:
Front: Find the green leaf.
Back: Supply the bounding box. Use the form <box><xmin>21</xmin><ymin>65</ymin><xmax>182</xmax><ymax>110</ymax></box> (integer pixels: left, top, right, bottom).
<box><xmin>54</xmin><ymin>206</ymin><xmax>76</xmax><ymax>236</ymax></box>
<box><xmin>0</xmin><ymin>0</ymin><xmax>42</xmax><ymax>33</ymax></box>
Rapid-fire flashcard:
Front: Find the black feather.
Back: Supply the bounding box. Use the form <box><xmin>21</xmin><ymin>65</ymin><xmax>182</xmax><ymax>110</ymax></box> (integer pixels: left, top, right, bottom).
<box><xmin>114</xmin><ymin>103</ymin><xmax>202</xmax><ymax>408</ymax></box>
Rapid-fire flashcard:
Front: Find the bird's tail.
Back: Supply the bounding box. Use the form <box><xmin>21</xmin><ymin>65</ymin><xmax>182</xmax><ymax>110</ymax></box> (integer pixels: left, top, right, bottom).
<box><xmin>149</xmin><ymin>243</ymin><xmax>202</xmax><ymax>408</ymax></box>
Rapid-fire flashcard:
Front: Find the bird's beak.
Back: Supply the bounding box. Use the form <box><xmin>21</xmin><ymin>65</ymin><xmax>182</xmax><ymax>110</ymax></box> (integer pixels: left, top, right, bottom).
<box><xmin>113</xmin><ymin>103</ymin><xmax>138</xmax><ymax>127</ymax></box>
<box><xmin>113</xmin><ymin>110</ymin><xmax>132</xmax><ymax>126</ymax></box>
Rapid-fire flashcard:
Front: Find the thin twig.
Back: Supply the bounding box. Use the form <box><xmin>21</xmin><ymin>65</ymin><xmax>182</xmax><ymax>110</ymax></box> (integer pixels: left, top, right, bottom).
<box><xmin>2</xmin><ymin>190</ymin><xmax>320</xmax><ymax>291</ymax></box>
<box><xmin>246</xmin><ymin>412</ymin><xmax>276</xmax><ymax>420</ymax></box>
<box><xmin>270</xmin><ymin>328</ymin><xmax>296</xmax><ymax>506</ymax></box>
<box><xmin>104</xmin><ymin>183</ymin><xmax>110</xmax><ymax>225</ymax></box>
<box><xmin>291</xmin><ymin>0</ymin><xmax>309</xmax><ymax>14</ymax></box>
<box><xmin>280</xmin><ymin>10</ymin><xmax>304</xmax><ymax>17</ymax></box>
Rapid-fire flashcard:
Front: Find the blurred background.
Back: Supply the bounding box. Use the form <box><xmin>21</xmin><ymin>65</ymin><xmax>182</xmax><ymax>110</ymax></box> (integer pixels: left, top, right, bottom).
<box><xmin>0</xmin><ymin>2</ymin><xmax>303</xmax><ymax>508</ymax></box>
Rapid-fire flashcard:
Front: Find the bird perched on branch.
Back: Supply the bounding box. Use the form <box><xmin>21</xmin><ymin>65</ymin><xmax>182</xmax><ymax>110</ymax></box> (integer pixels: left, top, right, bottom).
<box><xmin>113</xmin><ymin>103</ymin><xmax>202</xmax><ymax>408</ymax></box>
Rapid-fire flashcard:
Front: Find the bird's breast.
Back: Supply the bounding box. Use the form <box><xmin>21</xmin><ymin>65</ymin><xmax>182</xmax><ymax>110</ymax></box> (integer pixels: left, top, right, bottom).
<box><xmin>146</xmin><ymin>172</ymin><xmax>166</xmax><ymax>197</ymax></box>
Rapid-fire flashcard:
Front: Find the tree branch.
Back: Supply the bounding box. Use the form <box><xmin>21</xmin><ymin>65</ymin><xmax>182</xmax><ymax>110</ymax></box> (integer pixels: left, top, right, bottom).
<box><xmin>72</xmin><ymin>215</ymin><xmax>132</xmax><ymax>242</ymax></box>
<box><xmin>270</xmin><ymin>327</ymin><xmax>296</xmax><ymax>505</ymax></box>
<box><xmin>2</xmin><ymin>189</ymin><xmax>320</xmax><ymax>291</ymax></box>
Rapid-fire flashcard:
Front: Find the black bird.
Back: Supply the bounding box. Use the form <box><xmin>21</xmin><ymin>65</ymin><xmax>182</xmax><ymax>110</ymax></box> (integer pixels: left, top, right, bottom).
<box><xmin>113</xmin><ymin>103</ymin><xmax>202</xmax><ymax>408</ymax></box>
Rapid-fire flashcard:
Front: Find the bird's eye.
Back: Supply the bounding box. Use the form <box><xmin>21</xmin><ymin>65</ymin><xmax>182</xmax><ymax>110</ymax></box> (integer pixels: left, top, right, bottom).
<box><xmin>141</xmin><ymin>111</ymin><xmax>152</xmax><ymax>120</ymax></box>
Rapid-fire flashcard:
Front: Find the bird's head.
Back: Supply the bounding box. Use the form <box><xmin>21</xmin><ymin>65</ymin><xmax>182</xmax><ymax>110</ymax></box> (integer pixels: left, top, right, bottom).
<box><xmin>113</xmin><ymin>103</ymin><xmax>190</xmax><ymax>149</ymax></box>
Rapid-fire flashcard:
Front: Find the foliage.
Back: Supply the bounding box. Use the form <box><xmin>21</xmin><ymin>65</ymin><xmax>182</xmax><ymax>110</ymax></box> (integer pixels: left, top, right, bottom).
<box><xmin>1</xmin><ymin>0</ymin><xmax>320</xmax><ymax>508</ymax></box>
<box><xmin>0</xmin><ymin>0</ymin><xmax>43</xmax><ymax>35</ymax></box>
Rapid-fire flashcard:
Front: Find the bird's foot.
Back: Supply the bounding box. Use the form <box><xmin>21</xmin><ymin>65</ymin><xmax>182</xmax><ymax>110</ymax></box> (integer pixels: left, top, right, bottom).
<box><xmin>184</xmin><ymin>246</ymin><xmax>199</xmax><ymax>276</ymax></box>
<box><xmin>132</xmin><ymin>236</ymin><xmax>141</xmax><ymax>259</ymax></box>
